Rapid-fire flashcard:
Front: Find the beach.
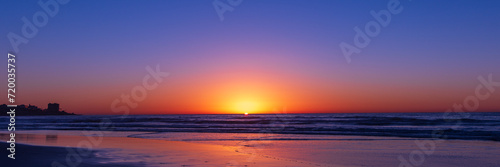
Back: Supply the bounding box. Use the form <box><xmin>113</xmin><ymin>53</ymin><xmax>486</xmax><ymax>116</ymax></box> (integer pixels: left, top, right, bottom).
<box><xmin>1</xmin><ymin>131</ymin><xmax>328</xmax><ymax>167</ymax></box>
<box><xmin>1</xmin><ymin>130</ymin><xmax>500</xmax><ymax>167</ymax></box>
<box><xmin>0</xmin><ymin>142</ymin><xmax>136</xmax><ymax>167</ymax></box>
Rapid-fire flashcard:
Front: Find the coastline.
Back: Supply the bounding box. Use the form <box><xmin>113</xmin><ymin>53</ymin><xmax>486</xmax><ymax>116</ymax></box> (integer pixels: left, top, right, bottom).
<box><xmin>0</xmin><ymin>131</ymin><xmax>330</xmax><ymax>167</ymax></box>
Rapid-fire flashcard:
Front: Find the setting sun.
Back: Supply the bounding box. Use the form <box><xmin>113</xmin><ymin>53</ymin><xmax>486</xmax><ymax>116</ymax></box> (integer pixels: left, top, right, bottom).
<box><xmin>235</xmin><ymin>101</ymin><xmax>259</xmax><ymax>114</ymax></box>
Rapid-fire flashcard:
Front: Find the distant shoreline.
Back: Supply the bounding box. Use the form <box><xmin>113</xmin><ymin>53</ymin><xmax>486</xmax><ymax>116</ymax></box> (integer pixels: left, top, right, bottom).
<box><xmin>0</xmin><ymin>103</ymin><xmax>76</xmax><ymax>116</ymax></box>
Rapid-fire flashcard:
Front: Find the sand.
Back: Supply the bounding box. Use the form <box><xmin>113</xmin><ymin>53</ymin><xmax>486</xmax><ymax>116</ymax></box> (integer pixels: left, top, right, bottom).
<box><xmin>1</xmin><ymin>131</ymin><xmax>499</xmax><ymax>167</ymax></box>
<box><xmin>0</xmin><ymin>131</ymin><xmax>328</xmax><ymax>167</ymax></box>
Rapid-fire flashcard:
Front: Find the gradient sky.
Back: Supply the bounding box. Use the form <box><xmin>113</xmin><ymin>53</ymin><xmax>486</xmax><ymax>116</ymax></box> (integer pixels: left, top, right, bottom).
<box><xmin>1</xmin><ymin>0</ymin><xmax>499</xmax><ymax>115</ymax></box>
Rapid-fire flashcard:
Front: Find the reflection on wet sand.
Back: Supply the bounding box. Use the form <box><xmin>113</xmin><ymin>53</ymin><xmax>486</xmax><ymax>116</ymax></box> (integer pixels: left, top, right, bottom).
<box><xmin>0</xmin><ymin>131</ymin><xmax>326</xmax><ymax>166</ymax></box>
<box><xmin>2</xmin><ymin>131</ymin><xmax>500</xmax><ymax>167</ymax></box>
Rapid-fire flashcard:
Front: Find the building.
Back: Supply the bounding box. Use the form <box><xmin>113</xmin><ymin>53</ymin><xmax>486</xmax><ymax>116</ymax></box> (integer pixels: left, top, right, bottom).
<box><xmin>47</xmin><ymin>103</ymin><xmax>60</xmax><ymax>112</ymax></box>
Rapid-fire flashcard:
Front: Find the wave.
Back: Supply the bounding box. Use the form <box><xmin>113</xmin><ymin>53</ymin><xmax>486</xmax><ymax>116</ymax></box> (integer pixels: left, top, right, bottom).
<box><xmin>1</xmin><ymin>112</ymin><xmax>499</xmax><ymax>141</ymax></box>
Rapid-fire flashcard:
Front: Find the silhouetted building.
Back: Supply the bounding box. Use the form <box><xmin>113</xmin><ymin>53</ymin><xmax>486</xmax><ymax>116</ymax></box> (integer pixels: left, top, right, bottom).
<box><xmin>47</xmin><ymin>103</ymin><xmax>60</xmax><ymax>112</ymax></box>
<box><xmin>28</xmin><ymin>104</ymin><xmax>40</xmax><ymax>111</ymax></box>
<box><xmin>0</xmin><ymin>103</ymin><xmax>75</xmax><ymax>116</ymax></box>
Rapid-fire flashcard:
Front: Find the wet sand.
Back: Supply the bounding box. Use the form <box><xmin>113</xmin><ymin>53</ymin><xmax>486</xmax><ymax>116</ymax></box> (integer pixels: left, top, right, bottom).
<box><xmin>0</xmin><ymin>142</ymin><xmax>138</xmax><ymax>167</ymax></box>
<box><xmin>0</xmin><ymin>131</ymin><xmax>328</xmax><ymax>167</ymax></box>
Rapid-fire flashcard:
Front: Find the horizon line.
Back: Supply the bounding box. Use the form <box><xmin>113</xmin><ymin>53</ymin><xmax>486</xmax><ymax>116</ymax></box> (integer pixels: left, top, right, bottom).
<box><xmin>72</xmin><ymin>110</ymin><xmax>500</xmax><ymax>116</ymax></box>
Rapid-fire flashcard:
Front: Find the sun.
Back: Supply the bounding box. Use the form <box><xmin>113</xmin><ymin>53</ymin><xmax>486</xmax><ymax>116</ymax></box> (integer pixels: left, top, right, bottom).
<box><xmin>235</xmin><ymin>101</ymin><xmax>258</xmax><ymax>114</ymax></box>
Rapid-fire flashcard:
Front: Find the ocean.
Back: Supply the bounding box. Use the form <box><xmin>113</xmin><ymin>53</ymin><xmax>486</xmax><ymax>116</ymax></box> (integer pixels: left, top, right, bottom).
<box><xmin>2</xmin><ymin>112</ymin><xmax>499</xmax><ymax>141</ymax></box>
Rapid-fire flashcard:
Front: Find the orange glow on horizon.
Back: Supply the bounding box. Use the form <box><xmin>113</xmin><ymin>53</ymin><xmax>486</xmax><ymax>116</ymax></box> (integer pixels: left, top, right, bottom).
<box><xmin>44</xmin><ymin>58</ymin><xmax>500</xmax><ymax>115</ymax></box>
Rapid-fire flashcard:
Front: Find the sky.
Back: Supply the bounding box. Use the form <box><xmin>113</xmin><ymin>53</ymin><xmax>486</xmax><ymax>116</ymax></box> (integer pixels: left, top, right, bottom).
<box><xmin>1</xmin><ymin>0</ymin><xmax>499</xmax><ymax>115</ymax></box>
